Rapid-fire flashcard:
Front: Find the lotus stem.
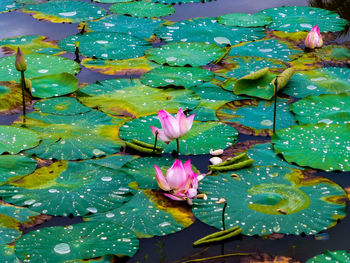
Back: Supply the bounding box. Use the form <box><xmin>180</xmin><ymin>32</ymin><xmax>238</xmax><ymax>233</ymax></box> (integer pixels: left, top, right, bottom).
<box><xmin>222</xmin><ymin>202</ymin><xmax>227</xmax><ymax>230</ymax></box>
<box><xmin>273</xmin><ymin>76</ymin><xmax>278</xmax><ymax>135</ymax></box>
<box><xmin>153</xmin><ymin>131</ymin><xmax>158</xmax><ymax>153</ymax></box>
<box><xmin>176</xmin><ymin>138</ymin><xmax>180</xmax><ymax>155</ymax></box>
<box><xmin>193</xmin><ymin>226</ymin><xmax>242</xmax><ymax>246</ymax></box>
<box><xmin>20</xmin><ymin>71</ymin><xmax>26</xmax><ymax>118</ymax></box>
<box><xmin>213</xmin><ymin>45</ymin><xmax>231</xmax><ymax>64</ymax></box>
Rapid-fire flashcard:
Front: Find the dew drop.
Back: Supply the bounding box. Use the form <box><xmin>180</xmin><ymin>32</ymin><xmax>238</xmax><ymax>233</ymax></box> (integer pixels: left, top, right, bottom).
<box><xmin>53</xmin><ymin>243</ymin><xmax>71</xmax><ymax>254</ymax></box>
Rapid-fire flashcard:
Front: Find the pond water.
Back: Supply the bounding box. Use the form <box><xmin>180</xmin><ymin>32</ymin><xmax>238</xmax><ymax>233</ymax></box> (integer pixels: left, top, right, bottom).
<box><xmin>0</xmin><ymin>0</ymin><xmax>350</xmax><ymax>262</ymax></box>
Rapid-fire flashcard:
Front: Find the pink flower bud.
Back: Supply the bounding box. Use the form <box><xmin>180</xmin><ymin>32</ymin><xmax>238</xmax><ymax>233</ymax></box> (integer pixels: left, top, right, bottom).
<box><xmin>305</xmin><ymin>25</ymin><xmax>323</xmax><ymax>49</ymax></box>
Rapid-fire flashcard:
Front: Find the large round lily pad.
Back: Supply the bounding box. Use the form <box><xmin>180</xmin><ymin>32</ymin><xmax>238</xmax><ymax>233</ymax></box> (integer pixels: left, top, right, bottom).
<box><xmin>290</xmin><ymin>94</ymin><xmax>350</xmax><ymax>125</ymax></box>
<box><xmin>145</xmin><ymin>42</ymin><xmax>226</xmax><ymax>67</ymax></box>
<box><xmin>86</xmin><ymin>190</ymin><xmax>195</xmax><ymax>238</ymax></box>
<box><xmin>15</xmin><ymin>222</ymin><xmax>139</xmax><ymax>262</ymax></box>
<box><xmin>0</xmin><ymin>155</ymin><xmax>37</xmax><ymax>183</ymax></box>
<box><xmin>217</xmin><ymin>13</ymin><xmax>272</xmax><ymax>27</ymax></box>
<box><xmin>258</xmin><ymin>6</ymin><xmax>348</xmax><ymax>33</ymax></box>
<box><xmin>0</xmin><ymin>54</ymin><xmax>80</xmax><ymax>82</ymax></box>
<box><xmin>140</xmin><ymin>66</ymin><xmax>214</xmax><ymax>88</ymax></box>
<box><xmin>0</xmin><ymin>81</ymin><xmax>31</xmax><ymax>115</ymax></box>
<box><xmin>306</xmin><ymin>251</ymin><xmax>350</xmax><ymax>263</ymax></box>
<box><xmin>272</xmin><ymin>123</ymin><xmax>350</xmax><ymax>171</ymax></box>
<box><xmin>192</xmin><ymin>166</ymin><xmax>347</xmax><ymax>235</ymax></box>
<box><xmin>0</xmin><ymin>0</ymin><xmax>21</xmax><ymax>13</ymax></box>
<box><xmin>155</xmin><ymin>17</ymin><xmax>266</xmax><ymax>45</ymax></box>
<box><xmin>19</xmin><ymin>110</ymin><xmax>125</xmax><ymax>160</ymax></box>
<box><xmin>120</xmin><ymin>116</ymin><xmax>238</xmax><ymax>155</ymax></box>
<box><xmin>58</xmin><ymin>32</ymin><xmax>151</xmax><ymax>60</ymax></box>
<box><xmin>22</xmin><ymin>0</ymin><xmax>107</xmax><ymax>23</ymax></box>
<box><xmin>109</xmin><ymin>1</ymin><xmax>175</xmax><ymax>18</ymax></box>
<box><xmin>0</xmin><ymin>158</ymin><xmax>135</xmax><ymax>216</ymax></box>
<box><xmin>33</xmin><ymin>97</ymin><xmax>92</xmax><ymax>116</ymax></box>
<box><xmin>78</xmin><ymin>78</ymin><xmax>200</xmax><ymax>118</ymax></box>
<box><xmin>217</xmin><ymin>98</ymin><xmax>296</xmax><ymax>136</ymax></box>
<box><xmin>0</xmin><ymin>126</ymin><xmax>41</xmax><ymax>155</ymax></box>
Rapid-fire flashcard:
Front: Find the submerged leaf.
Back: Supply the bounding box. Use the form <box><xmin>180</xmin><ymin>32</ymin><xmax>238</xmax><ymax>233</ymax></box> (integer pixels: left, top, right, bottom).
<box><xmin>109</xmin><ymin>1</ymin><xmax>175</xmax><ymax>18</ymax></box>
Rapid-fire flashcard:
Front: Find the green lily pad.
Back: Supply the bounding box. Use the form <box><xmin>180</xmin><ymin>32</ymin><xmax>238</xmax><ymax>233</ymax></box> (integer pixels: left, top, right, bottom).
<box><xmin>81</xmin><ymin>57</ymin><xmax>159</xmax><ymax>76</ymax></box>
<box><xmin>282</xmin><ymin>67</ymin><xmax>350</xmax><ymax>98</ymax></box>
<box><xmin>30</xmin><ymin>73</ymin><xmax>78</xmax><ymax>99</ymax></box>
<box><xmin>18</xmin><ymin>110</ymin><xmax>125</xmax><ymax>160</ymax></box>
<box><xmin>0</xmin><ymin>126</ymin><xmax>41</xmax><ymax>155</ymax></box>
<box><xmin>228</xmin><ymin>39</ymin><xmax>302</xmax><ymax>62</ymax></box>
<box><xmin>217</xmin><ymin>13</ymin><xmax>272</xmax><ymax>27</ymax></box>
<box><xmin>306</xmin><ymin>251</ymin><xmax>350</xmax><ymax>263</ymax></box>
<box><xmin>33</xmin><ymin>97</ymin><xmax>92</xmax><ymax>116</ymax></box>
<box><xmin>0</xmin><ymin>35</ymin><xmax>63</xmax><ymax>56</ymax></box>
<box><xmin>155</xmin><ymin>17</ymin><xmax>266</xmax><ymax>45</ymax></box>
<box><xmin>15</xmin><ymin>222</ymin><xmax>139</xmax><ymax>262</ymax></box>
<box><xmin>93</xmin><ymin>0</ymin><xmax>134</xmax><ymax>2</ymax></box>
<box><xmin>0</xmin><ymin>159</ymin><xmax>135</xmax><ymax>216</ymax></box>
<box><xmin>119</xmin><ymin>116</ymin><xmax>238</xmax><ymax>155</ymax></box>
<box><xmin>258</xmin><ymin>6</ymin><xmax>348</xmax><ymax>33</ymax></box>
<box><xmin>83</xmin><ymin>154</ymin><xmax>137</xmax><ymax>170</ymax></box>
<box><xmin>192</xmin><ymin>166</ymin><xmax>347</xmax><ymax>235</ymax></box>
<box><xmin>151</xmin><ymin>0</ymin><xmax>208</xmax><ymax>3</ymax></box>
<box><xmin>78</xmin><ymin>78</ymin><xmax>200</xmax><ymax>118</ymax></box>
<box><xmin>0</xmin><ymin>0</ymin><xmax>21</xmax><ymax>13</ymax></box>
<box><xmin>290</xmin><ymin>94</ymin><xmax>350</xmax><ymax>125</ymax></box>
<box><xmin>217</xmin><ymin>98</ymin><xmax>296</xmax><ymax>136</ymax></box>
<box><xmin>315</xmin><ymin>45</ymin><xmax>350</xmax><ymax>62</ymax></box>
<box><xmin>110</xmin><ymin>1</ymin><xmax>174</xmax><ymax>18</ymax></box>
<box><xmin>140</xmin><ymin>66</ymin><xmax>214</xmax><ymax>88</ymax></box>
<box><xmin>0</xmin><ymin>155</ymin><xmax>37</xmax><ymax>183</ymax></box>
<box><xmin>0</xmin><ymin>245</ymin><xmax>20</xmax><ymax>263</ymax></box>
<box><xmin>0</xmin><ymin>53</ymin><xmax>80</xmax><ymax>82</ymax></box>
<box><xmin>86</xmin><ymin>190</ymin><xmax>195</xmax><ymax>238</ymax></box>
<box><xmin>83</xmin><ymin>14</ymin><xmax>165</xmax><ymax>40</ymax></box>
<box><xmin>0</xmin><ymin>81</ymin><xmax>31</xmax><ymax>115</ymax></box>
<box><xmin>58</xmin><ymin>32</ymin><xmax>151</xmax><ymax>60</ymax></box>
<box><xmin>22</xmin><ymin>0</ymin><xmax>107</xmax><ymax>23</ymax></box>
<box><xmin>145</xmin><ymin>42</ymin><xmax>226</xmax><ymax>67</ymax></box>
<box><xmin>272</xmin><ymin>123</ymin><xmax>350</xmax><ymax>171</ymax></box>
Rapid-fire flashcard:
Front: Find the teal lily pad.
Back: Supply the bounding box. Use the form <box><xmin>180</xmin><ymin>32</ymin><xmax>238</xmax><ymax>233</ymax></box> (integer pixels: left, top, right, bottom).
<box><xmin>217</xmin><ymin>13</ymin><xmax>273</xmax><ymax>27</ymax></box>
<box><xmin>0</xmin><ymin>81</ymin><xmax>31</xmax><ymax>115</ymax></box>
<box><xmin>30</xmin><ymin>73</ymin><xmax>78</xmax><ymax>99</ymax></box>
<box><xmin>282</xmin><ymin>67</ymin><xmax>350</xmax><ymax>98</ymax></box>
<box><xmin>290</xmin><ymin>94</ymin><xmax>350</xmax><ymax>125</ymax></box>
<box><xmin>78</xmin><ymin>78</ymin><xmax>200</xmax><ymax>118</ymax></box>
<box><xmin>0</xmin><ymin>54</ymin><xmax>80</xmax><ymax>82</ymax></box>
<box><xmin>151</xmin><ymin>0</ymin><xmax>208</xmax><ymax>3</ymax></box>
<box><xmin>0</xmin><ymin>0</ymin><xmax>21</xmax><ymax>13</ymax></box>
<box><xmin>272</xmin><ymin>123</ymin><xmax>350</xmax><ymax>171</ymax></box>
<box><xmin>0</xmin><ymin>126</ymin><xmax>41</xmax><ymax>155</ymax></box>
<box><xmin>22</xmin><ymin>0</ymin><xmax>107</xmax><ymax>23</ymax></box>
<box><xmin>15</xmin><ymin>222</ymin><xmax>139</xmax><ymax>262</ymax></box>
<box><xmin>192</xmin><ymin>166</ymin><xmax>347</xmax><ymax>235</ymax></box>
<box><xmin>145</xmin><ymin>42</ymin><xmax>226</xmax><ymax>67</ymax></box>
<box><xmin>93</xmin><ymin>0</ymin><xmax>134</xmax><ymax>2</ymax></box>
<box><xmin>110</xmin><ymin>1</ymin><xmax>175</xmax><ymax>18</ymax></box>
<box><xmin>0</xmin><ymin>245</ymin><xmax>20</xmax><ymax>263</ymax></box>
<box><xmin>140</xmin><ymin>66</ymin><xmax>214</xmax><ymax>88</ymax></box>
<box><xmin>258</xmin><ymin>6</ymin><xmax>348</xmax><ymax>33</ymax></box>
<box><xmin>0</xmin><ymin>155</ymin><xmax>37</xmax><ymax>183</ymax></box>
<box><xmin>306</xmin><ymin>250</ymin><xmax>350</xmax><ymax>263</ymax></box>
<box><xmin>0</xmin><ymin>158</ymin><xmax>135</xmax><ymax>216</ymax></box>
<box><xmin>217</xmin><ymin>98</ymin><xmax>296</xmax><ymax>136</ymax></box>
<box><xmin>85</xmin><ymin>190</ymin><xmax>195</xmax><ymax>238</ymax></box>
<box><xmin>119</xmin><ymin>116</ymin><xmax>238</xmax><ymax>155</ymax></box>
<box><xmin>155</xmin><ymin>17</ymin><xmax>266</xmax><ymax>45</ymax></box>
<box><xmin>58</xmin><ymin>32</ymin><xmax>151</xmax><ymax>60</ymax></box>
<box><xmin>33</xmin><ymin>97</ymin><xmax>92</xmax><ymax>116</ymax></box>
<box><xmin>18</xmin><ymin>110</ymin><xmax>125</xmax><ymax>160</ymax></box>
<box><xmin>83</xmin><ymin>14</ymin><xmax>165</xmax><ymax>40</ymax></box>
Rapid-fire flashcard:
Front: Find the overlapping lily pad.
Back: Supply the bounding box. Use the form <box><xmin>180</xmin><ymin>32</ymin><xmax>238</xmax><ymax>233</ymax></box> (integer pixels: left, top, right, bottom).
<box><xmin>33</xmin><ymin>97</ymin><xmax>92</xmax><ymax>116</ymax></box>
<box><xmin>155</xmin><ymin>17</ymin><xmax>266</xmax><ymax>45</ymax></box>
<box><xmin>83</xmin><ymin>14</ymin><xmax>165</xmax><ymax>40</ymax></box>
<box><xmin>259</xmin><ymin>6</ymin><xmax>348</xmax><ymax>32</ymax></box>
<box><xmin>59</xmin><ymin>32</ymin><xmax>151</xmax><ymax>60</ymax></box>
<box><xmin>140</xmin><ymin>66</ymin><xmax>214</xmax><ymax>88</ymax></box>
<box><xmin>272</xmin><ymin>123</ymin><xmax>350</xmax><ymax>171</ymax></box>
<box><xmin>22</xmin><ymin>0</ymin><xmax>107</xmax><ymax>23</ymax></box>
<box><xmin>315</xmin><ymin>45</ymin><xmax>350</xmax><ymax>62</ymax></box>
<box><xmin>0</xmin><ymin>159</ymin><xmax>135</xmax><ymax>216</ymax></box>
<box><xmin>217</xmin><ymin>13</ymin><xmax>272</xmax><ymax>27</ymax></box>
<box><xmin>0</xmin><ymin>155</ymin><xmax>37</xmax><ymax>183</ymax></box>
<box><xmin>0</xmin><ymin>0</ymin><xmax>21</xmax><ymax>13</ymax></box>
<box><xmin>192</xmin><ymin>166</ymin><xmax>347</xmax><ymax>235</ymax></box>
<box><xmin>146</xmin><ymin>42</ymin><xmax>226</xmax><ymax>67</ymax></box>
<box><xmin>0</xmin><ymin>126</ymin><xmax>41</xmax><ymax>155</ymax></box>
<box><xmin>0</xmin><ymin>81</ymin><xmax>31</xmax><ymax>115</ymax></box>
<box><xmin>15</xmin><ymin>222</ymin><xmax>139</xmax><ymax>262</ymax></box>
<box><xmin>19</xmin><ymin>110</ymin><xmax>125</xmax><ymax>160</ymax></box>
<box><xmin>217</xmin><ymin>98</ymin><xmax>296</xmax><ymax>136</ymax></box>
<box><xmin>0</xmin><ymin>244</ymin><xmax>19</xmax><ymax>263</ymax></box>
<box><xmin>290</xmin><ymin>94</ymin><xmax>350</xmax><ymax>125</ymax></box>
<box><xmin>0</xmin><ymin>54</ymin><xmax>80</xmax><ymax>82</ymax></box>
<box><xmin>86</xmin><ymin>190</ymin><xmax>195</xmax><ymax>238</ymax></box>
<box><xmin>119</xmin><ymin>116</ymin><xmax>238</xmax><ymax>155</ymax></box>
<box><xmin>306</xmin><ymin>250</ymin><xmax>350</xmax><ymax>263</ymax></box>
<box><xmin>78</xmin><ymin>78</ymin><xmax>200</xmax><ymax>118</ymax></box>
<box><xmin>109</xmin><ymin>1</ymin><xmax>175</xmax><ymax>18</ymax></box>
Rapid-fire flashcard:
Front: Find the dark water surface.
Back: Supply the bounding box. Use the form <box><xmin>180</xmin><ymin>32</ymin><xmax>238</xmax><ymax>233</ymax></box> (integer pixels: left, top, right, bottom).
<box><xmin>1</xmin><ymin>0</ymin><xmax>350</xmax><ymax>262</ymax></box>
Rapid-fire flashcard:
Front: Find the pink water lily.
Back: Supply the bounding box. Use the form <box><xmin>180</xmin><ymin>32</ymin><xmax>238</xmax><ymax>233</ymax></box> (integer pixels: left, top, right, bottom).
<box><xmin>305</xmin><ymin>25</ymin><xmax>323</xmax><ymax>49</ymax></box>
<box><xmin>154</xmin><ymin>159</ymin><xmax>198</xmax><ymax>205</ymax></box>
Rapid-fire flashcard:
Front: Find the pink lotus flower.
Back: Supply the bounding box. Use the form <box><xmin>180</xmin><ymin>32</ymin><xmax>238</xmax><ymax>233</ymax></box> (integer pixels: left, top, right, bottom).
<box><xmin>150</xmin><ymin>109</ymin><xmax>195</xmax><ymax>144</ymax></box>
<box><xmin>154</xmin><ymin>159</ymin><xmax>198</xmax><ymax>205</ymax></box>
<box><xmin>305</xmin><ymin>25</ymin><xmax>323</xmax><ymax>49</ymax></box>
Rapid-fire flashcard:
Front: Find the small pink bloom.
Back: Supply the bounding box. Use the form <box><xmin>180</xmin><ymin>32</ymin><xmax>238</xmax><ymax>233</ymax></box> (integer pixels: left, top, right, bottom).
<box><xmin>305</xmin><ymin>25</ymin><xmax>323</xmax><ymax>49</ymax></box>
